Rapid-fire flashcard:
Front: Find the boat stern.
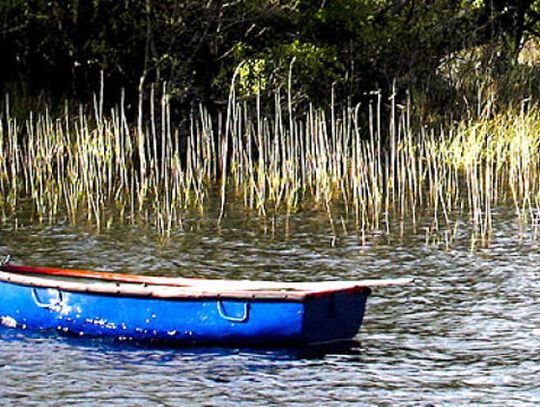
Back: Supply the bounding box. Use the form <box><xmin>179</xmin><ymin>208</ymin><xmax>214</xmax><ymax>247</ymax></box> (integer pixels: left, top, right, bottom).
<box><xmin>301</xmin><ymin>287</ymin><xmax>371</xmax><ymax>344</ymax></box>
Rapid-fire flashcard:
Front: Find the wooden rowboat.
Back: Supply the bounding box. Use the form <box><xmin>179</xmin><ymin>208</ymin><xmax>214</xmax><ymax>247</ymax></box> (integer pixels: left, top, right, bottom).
<box><xmin>0</xmin><ymin>256</ymin><xmax>412</xmax><ymax>345</ymax></box>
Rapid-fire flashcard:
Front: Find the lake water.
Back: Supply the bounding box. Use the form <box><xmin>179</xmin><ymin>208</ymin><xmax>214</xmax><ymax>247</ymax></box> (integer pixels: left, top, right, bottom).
<box><xmin>0</xmin><ymin>207</ymin><xmax>539</xmax><ymax>405</ymax></box>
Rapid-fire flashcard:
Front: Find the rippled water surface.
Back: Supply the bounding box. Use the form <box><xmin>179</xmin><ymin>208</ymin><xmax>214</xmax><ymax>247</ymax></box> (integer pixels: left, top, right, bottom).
<box><xmin>1</xmin><ymin>208</ymin><xmax>539</xmax><ymax>405</ymax></box>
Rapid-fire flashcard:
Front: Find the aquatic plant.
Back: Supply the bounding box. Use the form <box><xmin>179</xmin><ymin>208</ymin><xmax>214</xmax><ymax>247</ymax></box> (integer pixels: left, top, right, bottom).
<box><xmin>1</xmin><ymin>80</ymin><xmax>540</xmax><ymax>246</ymax></box>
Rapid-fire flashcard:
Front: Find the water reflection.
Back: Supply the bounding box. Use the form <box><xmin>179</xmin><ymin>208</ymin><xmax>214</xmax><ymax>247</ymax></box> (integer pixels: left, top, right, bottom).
<box><xmin>1</xmin><ymin>207</ymin><xmax>539</xmax><ymax>405</ymax></box>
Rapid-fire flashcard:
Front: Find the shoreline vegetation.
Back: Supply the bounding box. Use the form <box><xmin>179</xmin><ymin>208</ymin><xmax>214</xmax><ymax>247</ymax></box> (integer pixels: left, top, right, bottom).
<box><xmin>3</xmin><ymin>2</ymin><xmax>540</xmax><ymax>248</ymax></box>
<box><xmin>2</xmin><ymin>71</ymin><xmax>540</xmax><ymax>248</ymax></box>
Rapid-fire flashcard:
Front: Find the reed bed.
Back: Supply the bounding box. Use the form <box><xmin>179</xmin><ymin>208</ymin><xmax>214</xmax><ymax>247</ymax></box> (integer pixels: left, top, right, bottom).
<box><xmin>1</xmin><ymin>84</ymin><xmax>540</xmax><ymax>245</ymax></box>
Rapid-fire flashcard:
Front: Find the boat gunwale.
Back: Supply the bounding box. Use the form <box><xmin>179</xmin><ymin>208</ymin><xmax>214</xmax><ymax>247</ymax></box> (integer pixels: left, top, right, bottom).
<box><xmin>0</xmin><ymin>263</ymin><xmax>413</xmax><ymax>301</ymax></box>
<box><xmin>0</xmin><ymin>270</ymin><xmax>319</xmax><ymax>301</ymax></box>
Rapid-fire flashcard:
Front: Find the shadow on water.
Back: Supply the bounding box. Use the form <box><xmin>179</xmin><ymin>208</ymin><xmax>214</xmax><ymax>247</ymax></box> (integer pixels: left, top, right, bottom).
<box><xmin>0</xmin><ymin>325</ymin><xmax>365</xmax><ymax>363</ymax></box>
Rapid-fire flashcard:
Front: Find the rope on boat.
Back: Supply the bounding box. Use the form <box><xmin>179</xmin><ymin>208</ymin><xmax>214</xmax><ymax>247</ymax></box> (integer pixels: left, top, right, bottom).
<box><xmin>216</xmin><ymin>300</ymin><xmax>250</xmax><ymax>323</ymax></box>
<box><xmin>31</xmin><ymin>288</ymin><xmax>64</xmax><ymax>312</ymax></box>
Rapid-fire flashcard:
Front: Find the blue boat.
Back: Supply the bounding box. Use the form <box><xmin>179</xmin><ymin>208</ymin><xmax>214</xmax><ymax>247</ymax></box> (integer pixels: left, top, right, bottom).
<box><xmin>0</xmin><ymin>256</ymin><xmax>412</xmax><ymax>346</ymax></box>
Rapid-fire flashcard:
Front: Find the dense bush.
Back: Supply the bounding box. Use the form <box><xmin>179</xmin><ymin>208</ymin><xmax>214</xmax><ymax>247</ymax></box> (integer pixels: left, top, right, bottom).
<box><xmin>1</xmin><ymin>1</ymin><xmax>539</xmax><ymax>114</ymax></box>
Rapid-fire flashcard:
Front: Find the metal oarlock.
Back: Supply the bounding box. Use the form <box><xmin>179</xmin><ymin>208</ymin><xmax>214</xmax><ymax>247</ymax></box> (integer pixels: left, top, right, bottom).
<box><xmin>1</xmin><ymin>255</ymin><xmax>11</xmax><ymax>266</ymax></box>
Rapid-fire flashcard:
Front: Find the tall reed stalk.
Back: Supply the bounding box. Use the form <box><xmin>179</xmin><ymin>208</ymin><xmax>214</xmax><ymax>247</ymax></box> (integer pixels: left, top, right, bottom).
<box><xmin>1</xmin><ymin>82</ymin><xmax>540</xmax><ymax>245</ymax></box>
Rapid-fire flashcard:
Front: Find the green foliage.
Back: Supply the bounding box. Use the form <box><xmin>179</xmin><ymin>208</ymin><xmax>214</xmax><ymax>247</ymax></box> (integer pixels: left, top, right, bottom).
<box><xmin>238</xmin><ymin>58</ymin><xmax>267</xmax><ymax>95</ymax></box>
<box><xmin>1</xmin><ymin>0</ymin><xmax>540</xmax><ymax>113</ymax></box>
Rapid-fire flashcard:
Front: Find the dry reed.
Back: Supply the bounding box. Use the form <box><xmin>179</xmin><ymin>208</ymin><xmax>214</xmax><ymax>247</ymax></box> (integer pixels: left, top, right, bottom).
<box><xmin>1</xmin><ymin>80</ymin><xmax>540</xmax><ymax>245</ymax></box>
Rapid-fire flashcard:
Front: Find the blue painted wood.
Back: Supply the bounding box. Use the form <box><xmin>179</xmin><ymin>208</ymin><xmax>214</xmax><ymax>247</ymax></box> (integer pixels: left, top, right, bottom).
<box><xmin>0</xmin><ymin>280</ymin><xmax>370</xmax><ymax>345</ymax></box>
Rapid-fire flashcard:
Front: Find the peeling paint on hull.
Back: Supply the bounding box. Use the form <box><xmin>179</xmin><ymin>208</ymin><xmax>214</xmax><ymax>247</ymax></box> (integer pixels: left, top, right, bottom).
<box><xmin>0</xmin><ymin>315</ymin><xmax>17</xmax><ymax>328</ymax></box>
<box><xmin>0</xmin><ymin>281</ymin><xmax>370</xmax><ymax>346</ymax></box>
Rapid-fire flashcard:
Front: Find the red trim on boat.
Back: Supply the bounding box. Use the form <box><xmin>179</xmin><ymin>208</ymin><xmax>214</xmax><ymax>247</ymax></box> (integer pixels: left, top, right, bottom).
<box><xmin>1</xmin><ymin>264</ymin><xmax>190</xmax><ymax>287</ymax></box>
<box><xmin>0</xmin><ymin>262</ymin><xmax>412</xmax><ymax>299</ymax></box>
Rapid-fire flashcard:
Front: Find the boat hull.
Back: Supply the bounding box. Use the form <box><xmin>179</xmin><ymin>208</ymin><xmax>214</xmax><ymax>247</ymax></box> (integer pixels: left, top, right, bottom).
<box><xmin>0</xmin><ymin>281</ymin><xmax>370</xmax><ymax>345</ymax></box>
